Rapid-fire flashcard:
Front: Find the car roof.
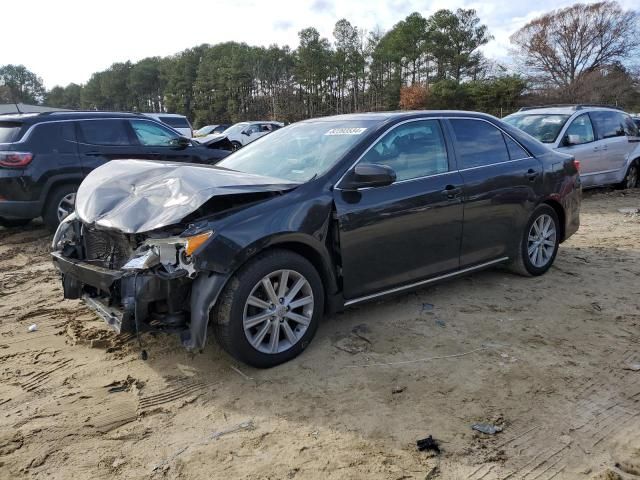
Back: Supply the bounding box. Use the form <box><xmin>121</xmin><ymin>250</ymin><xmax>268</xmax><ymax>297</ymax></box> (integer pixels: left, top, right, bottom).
<box><xmin>298</xmin><ymin>110</ymin><xmax>500</xmax><ymax>123</ymax></box>
<box><xmin>143</xmin><ymin>113</ymin><xmax>187</xmax><ymax>118</ymax></box>
<box><xmin>0</xmin><ymin>110</ymin><xmax>148</xmax><ymax>125</ymax></box>
<box><xmin>509</xmin><ymin>105</ymin><xmax>624</xmax><ymax>116</ymax></box>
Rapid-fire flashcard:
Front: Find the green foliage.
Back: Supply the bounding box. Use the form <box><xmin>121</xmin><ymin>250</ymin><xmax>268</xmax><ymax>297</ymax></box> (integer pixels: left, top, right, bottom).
<box><xmin>0</xmin><ymin>64</ymin><xmax>46</xmax><ymax>104</ymax></box>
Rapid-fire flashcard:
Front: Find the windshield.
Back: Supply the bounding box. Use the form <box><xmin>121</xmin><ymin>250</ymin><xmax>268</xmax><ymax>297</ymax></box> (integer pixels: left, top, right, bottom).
<box><xmin>503</xmin><ymin>114</ymin><xmax>571</xmax><ymax>143</ymax></box>
<box><xmin>217</xmin><ymin>120</ymin><xmax>376</xmax><ymax>182</ymax></box>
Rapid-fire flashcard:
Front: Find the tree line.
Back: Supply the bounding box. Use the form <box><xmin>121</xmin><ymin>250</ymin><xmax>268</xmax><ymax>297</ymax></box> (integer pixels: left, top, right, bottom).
<box><xmin>1</xmin><ymin>1</ymin><xmax>639</xmax><ymax>126</ymax></box>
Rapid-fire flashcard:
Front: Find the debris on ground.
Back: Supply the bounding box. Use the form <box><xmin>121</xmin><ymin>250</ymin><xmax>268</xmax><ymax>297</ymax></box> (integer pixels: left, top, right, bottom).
<box><xmin>623</xmin><ymin>362</ymin><xmax>640</xmax><ymax>372</ymax></box>
<box><xmin>27</xmin><ymin>324</ymin><xmax>38</xmax><ymax>332</ymax></box>
<box><xmin>472</xmin><ymin>423</ymin><xmax>503</xmax><ymax>435</ymax></box>
<box><xmin>421</xmin><ymin>303</ymin><xmax>434</xmax><ymax>313</ymax></box>
<box><xmin>618</xmin><ymin>207</ymin><xmax>639</xmax><ymax>214</ymax></box>
<box><xmin>416</xmin><ymin>435</ymin><xmax>440</xmax><ymax>453</ymax></box>
<box><xmin>351</xmin><ymin>324</ymin><xmax>372</xmax><ymax>344</ymax></box>
<box><xmin>392</xmin><ymin>386</ymin><xmax>406</xmax><ymax>394</ymax></box>
<box><xmin>435</xmin><ymin>319</ymin><xmax>446</xmax><ymax>328</ymax></box>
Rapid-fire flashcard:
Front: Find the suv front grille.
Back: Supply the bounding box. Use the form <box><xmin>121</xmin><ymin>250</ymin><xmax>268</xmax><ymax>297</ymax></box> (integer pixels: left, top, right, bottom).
<box><xmin>83</xmin><ymin>227</ymin><xmax>136</xmax><ymax>270</ymax></box>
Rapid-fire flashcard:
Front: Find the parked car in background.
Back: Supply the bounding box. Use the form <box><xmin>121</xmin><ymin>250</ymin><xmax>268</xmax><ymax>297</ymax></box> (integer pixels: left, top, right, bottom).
<box><xmin>194</xmin><ymin>124</ymin><xmax>230</xmax><ymax>137</ymax></box>
<box><xmin>632</xmin><ymin>116</ymin><xmax>640</xmax><ymax>130</ymax></box>
<box><xmin>51</xmin><ymin>111</ymin><xmax>580</xmax><ymax>367</ymax></box>
<box><xmin>222</xmin><ymin>121</ymin><xmax>284</xmax><ymax>150</ymax></box>
<box><xmin>142</xmin><ymin>113</ymin><xmax>193</xmax><ymax>138</ymax></box>
<box><xmin>0</xmin><ymin>111</ymin><xmax>232</xmax><ymax>230</ymax></box>
<box><xmin>504</xmin><ymin>105</ymin><xmax>640</xmax><ymax>189</ymax></box>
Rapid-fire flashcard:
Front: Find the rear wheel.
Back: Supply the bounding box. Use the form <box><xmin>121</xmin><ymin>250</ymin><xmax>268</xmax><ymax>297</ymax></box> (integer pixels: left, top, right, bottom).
<box><xmin>212</xmin><ymin>249</ymin><xmax>324</xmax><ymax>368</ymax></box>
<box><xmin>43</xmin><ymin>185</ymin><xmax>78</xmax><ymax>231</ymax></box>
<box><xmin>620</xmin><ymin>161</ymin><xmax>639</xmax><ymax>190</ymax></box>
<box><xmin>509</xmin><ymin>205</ymin><xmax>560</xmax><ymax>276</ymax></box>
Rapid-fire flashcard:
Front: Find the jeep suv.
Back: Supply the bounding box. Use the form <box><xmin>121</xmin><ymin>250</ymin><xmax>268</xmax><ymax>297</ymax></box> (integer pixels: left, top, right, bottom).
<box><xmin>0</xmin><ymin>111</ymin><xmax>232</xmax><ymax>230</ymax></box>
<box><xmin>504</xmin><ymin>105</ymin><xmax>640</xmax><ymax>189</ymax></box>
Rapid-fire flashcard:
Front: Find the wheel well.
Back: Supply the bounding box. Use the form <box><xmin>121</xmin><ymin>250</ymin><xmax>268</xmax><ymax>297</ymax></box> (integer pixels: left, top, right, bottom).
<box><xmin>542</xmin><ymin>199</ymin><xmax>566</xmax><ymax>242</ymax></box>
<box><xmin>260</xmin><ymin>242</ymin><xmax>337</xmax><ymax>308</ymax></box>
<box><xmin>41</xmin><ymin>181</ymin><xmax>80</xmax><ymax>216</ymax></box>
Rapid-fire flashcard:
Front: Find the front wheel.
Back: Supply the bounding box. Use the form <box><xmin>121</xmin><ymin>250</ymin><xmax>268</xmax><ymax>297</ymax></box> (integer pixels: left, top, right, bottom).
<box><xmin>212</xmin><ymin>249</ymin><xmax>324</xmax><ymax>368</ymax></box>
<box><xmin>509</xmin><ymin>205</ymin><xmax>560</xmax><ymax>276</ymax></box>
<box><xmin>231</xmin><ymin>140</ymin><xmax>242</xmax><ymax>151</ymax></box>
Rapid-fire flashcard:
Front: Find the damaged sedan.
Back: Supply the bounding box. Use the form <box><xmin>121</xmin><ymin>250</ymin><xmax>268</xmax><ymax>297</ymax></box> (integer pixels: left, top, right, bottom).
<box><xmin>51</xmin><ymin>112</ymin><xmax>581</xmax><ymax>367</ymax></box>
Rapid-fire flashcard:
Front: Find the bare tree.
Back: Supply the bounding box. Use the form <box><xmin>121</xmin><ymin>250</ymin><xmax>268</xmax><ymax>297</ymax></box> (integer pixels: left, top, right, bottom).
<box><xmin>510</xmin><ymin>1</ymin><xmax>640</xmax><ymax>96</ymax></box>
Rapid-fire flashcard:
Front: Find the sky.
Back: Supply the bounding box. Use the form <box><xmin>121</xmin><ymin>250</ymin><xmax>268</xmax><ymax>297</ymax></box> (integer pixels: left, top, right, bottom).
<box><xmin>2</xmin><ymin>0</ymin><xmax>637</xmax><ymax>89</ymax></box>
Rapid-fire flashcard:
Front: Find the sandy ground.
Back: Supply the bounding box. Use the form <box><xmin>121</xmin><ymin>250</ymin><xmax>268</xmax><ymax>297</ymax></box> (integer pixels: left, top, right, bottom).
<box><xmin>1</xmin><ymin>189</ymin><xmax>640</xmax><ymax>480</ymax></box>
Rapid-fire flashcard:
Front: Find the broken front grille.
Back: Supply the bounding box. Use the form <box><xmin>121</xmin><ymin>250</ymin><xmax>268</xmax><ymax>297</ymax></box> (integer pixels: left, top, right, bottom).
<box><xmin>83</xmin><ymin>227</ymin><xmax>137</xmax><ymax>270</ymax></box>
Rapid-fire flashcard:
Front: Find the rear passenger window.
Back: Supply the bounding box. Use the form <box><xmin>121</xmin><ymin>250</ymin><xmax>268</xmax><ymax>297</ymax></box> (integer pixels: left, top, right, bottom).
<box><xmin>504</xmin><ymin>135</ymin><xmax>529</xmax><ymax>160</ymax></box>
<box><xmin>79</xmin><ymin>120</ymin><xmax>131</xmax><ymax>146</ymax></box>
<box><xmin>359</xmin><ymin>120</ymin><xmax>449</xmax><ymax>181</ymax></box>
<box><xmin>590</xmin><ymin>111</ymin><xmax>625</xmax><ymax>139</ymax></box>
<box><xmin>450</xmin><ymin>119</ymin><xmax>509</xmax><ymax>168</ymax></box>
<box><xmin>32</xmin><ymin>122</ymin><xmax>77</xmax><ymax>154</ymax></box>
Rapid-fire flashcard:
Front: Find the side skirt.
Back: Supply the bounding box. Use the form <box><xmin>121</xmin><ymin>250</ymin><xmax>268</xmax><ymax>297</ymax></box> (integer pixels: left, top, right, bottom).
<box><xmin>344</xmin><ymin>257</ymin><xmax>509</xmax><ymax>307</ymax></box>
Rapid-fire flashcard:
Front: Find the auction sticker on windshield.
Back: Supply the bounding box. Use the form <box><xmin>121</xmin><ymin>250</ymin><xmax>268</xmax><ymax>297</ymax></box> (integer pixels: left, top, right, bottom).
<box><xmin>324</xmin><ymin>128</ymin><xmax>367</xmax><ymax>135</ymax></box>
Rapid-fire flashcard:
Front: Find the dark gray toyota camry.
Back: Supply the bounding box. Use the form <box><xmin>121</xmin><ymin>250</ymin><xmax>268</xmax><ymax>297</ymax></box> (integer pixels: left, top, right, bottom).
<box><xmin>52</xmin><ymin>111</ymin><xmax>581</xmax><ymax>367</ymax></box>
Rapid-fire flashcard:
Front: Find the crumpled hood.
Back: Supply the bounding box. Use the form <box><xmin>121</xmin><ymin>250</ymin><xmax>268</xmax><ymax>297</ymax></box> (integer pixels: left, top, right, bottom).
<box><xmin>75</xmin><ymin>159</ymin><xmax>298</xmax><ymax>233</ymax></box>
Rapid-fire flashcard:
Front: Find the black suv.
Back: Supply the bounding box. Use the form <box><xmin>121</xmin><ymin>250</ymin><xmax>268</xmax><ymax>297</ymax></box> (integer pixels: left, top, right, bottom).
<box><xmin>0</xmin><ymin>111</ymin><xmax>232</xmax><ymax>230</ymax></box>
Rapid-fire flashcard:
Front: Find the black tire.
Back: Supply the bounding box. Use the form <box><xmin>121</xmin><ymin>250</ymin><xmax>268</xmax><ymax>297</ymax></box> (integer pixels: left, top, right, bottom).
<box><xmin>509</xmin><ymin>204</ymin><xmax>560</xmax><ymax>277</ymax></box>
<box><xmin>43</xmin><ymin>184</ymin><xmax>78</xmax><ymax>232</ymax></box>
<box><xmin>0</xmin><ymin>218</ymin><xmax>31</xmax><ymax>228</ymax></box>
<box><xmin>619</xmin><ymin>161</ymin><xmax>639</xmax><ymax>190</ymax></box>
<box><xmin>212</xmin><ymin>249</ymin><xmax>324</xmax><ymax>368</ymax></box>
<box><xmin>231</xmin><ymin>140</ymin><xmax>242</xmax><ymax>151</ymax></box>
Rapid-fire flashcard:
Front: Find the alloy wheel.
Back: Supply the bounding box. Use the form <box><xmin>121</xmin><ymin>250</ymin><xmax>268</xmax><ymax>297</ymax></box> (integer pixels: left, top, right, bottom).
<box><xmin>527</xmin><ymin>213</ymin><xmax>557</xmax><ymax>268</ymax></box>
<box><xmin>57</xmin><ymin>193</ymin><xmax>76</xmax><ymax>222</ymax></box>
<box><xmin>243</xmin><ymin>269</ymin><xmax>314</xmax><ymax>354</ymax></box>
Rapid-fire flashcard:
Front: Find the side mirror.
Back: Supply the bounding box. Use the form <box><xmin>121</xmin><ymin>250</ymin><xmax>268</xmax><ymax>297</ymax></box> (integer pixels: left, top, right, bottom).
<box><xmin>170</xmin><ymin>136</ymin><xmax>191</xmax><ymax>149</ymax></box>
<box><xmin>242</xmin><ymin>130</ymin><xmax>251</xmax><ymax>136</ymax></box>
<box><xmin>562</xmin><ymin>134</ymin><xmax>580</xmax><ymax>147</ymax></box>
<box><xmin>341</xmin><ymin>163</ymin><xmax>396</xmax><ymax>190</ymax></box>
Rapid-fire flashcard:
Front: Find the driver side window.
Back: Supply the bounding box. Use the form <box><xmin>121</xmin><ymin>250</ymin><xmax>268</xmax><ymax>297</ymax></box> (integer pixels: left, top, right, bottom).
<box><xmin>130</xmin><ymin>120</ymin><xmax>179</xmax><ymax>146</ymax></box>
<box><xmin>359</xmin><ymin>120</ymin><xmax>449</xmax><ymax>182</ymax></box>
<box><xmin>565</xmin><ymin>115</ymin><xmax>594</xmax><ymax>145</ymax></box>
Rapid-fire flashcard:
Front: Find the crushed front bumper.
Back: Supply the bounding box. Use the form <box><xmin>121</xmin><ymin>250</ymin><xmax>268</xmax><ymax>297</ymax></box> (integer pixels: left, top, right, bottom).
<box><xmin>51</xmin><ymin>251</ymin><xmax>190</xmax><ymax>335</ymax></box>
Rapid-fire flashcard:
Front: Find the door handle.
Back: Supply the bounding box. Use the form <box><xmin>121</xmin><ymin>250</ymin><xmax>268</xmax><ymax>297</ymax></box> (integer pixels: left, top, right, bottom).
<box><xmin>525</xmin><ymin>169</ymin><xmax>539</xmax><ymax>181</ymax></box>
<box><xmin>601</xmin><ymin>145</ymin><xmax>608</xmax><ymax>151</ymax></box>
<box><xmin>441</xmin><ymin>185</ymin><xmax>461</xmax><ymax>199</ymax></box>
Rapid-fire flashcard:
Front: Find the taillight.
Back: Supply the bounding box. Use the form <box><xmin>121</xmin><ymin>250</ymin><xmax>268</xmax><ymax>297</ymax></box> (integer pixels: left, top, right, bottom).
<box><xmin>573</xmin><ymin>159</ymin><xmax>581</xmax><ymax>172</ymax></box>
<box><xmin>0</xmin><ymin>151</ymin><xmax>33</xmax><ymax>168</ymax></box>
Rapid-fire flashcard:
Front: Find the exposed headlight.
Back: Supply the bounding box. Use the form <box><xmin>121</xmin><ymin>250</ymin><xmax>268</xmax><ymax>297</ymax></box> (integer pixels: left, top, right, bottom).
<box><xmin>51</xmin><ymin>212</ymin><xmax>78</xmax><ymax>250</ymax></box>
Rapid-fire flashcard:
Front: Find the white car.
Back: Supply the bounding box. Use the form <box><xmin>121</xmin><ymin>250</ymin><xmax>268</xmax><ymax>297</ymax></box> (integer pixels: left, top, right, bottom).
<box><xmin>142</xmin><ymin>113</ymin><xmax>193</xmax><ymax>138</ymax></box>
<box><xmin>504</xmin><ymin>105</ymin><xmax>640</xmax><ymax>189</ymax></box>
<box><xmin>194</xmin><ymin>124</ymin><xmax>230</xmax><ymax>137</ymax></box>
<box><xmin>223</xmin><ymin>121</ymin><xmax>284</xmax><ymax>150</ymax></box>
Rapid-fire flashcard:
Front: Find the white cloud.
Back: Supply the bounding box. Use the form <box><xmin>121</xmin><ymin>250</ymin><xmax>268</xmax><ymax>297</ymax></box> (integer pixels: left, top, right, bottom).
<box><xmin>1</xmin><ymin>0</ymin><xmax>633</xmax><ymax>88</ymax></box>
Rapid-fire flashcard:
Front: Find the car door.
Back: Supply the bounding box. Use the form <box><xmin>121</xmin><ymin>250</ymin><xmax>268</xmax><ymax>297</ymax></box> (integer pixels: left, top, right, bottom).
<box><xmin>129</xmin><ymin>119</ymin><xmax>199</xmax><ymax>163</ymax></box>
<box><xmin>334</xmin><ymin>119</ymin><xmax>464</xmax><ymax>300</ymax></box>
<box><xmin>556</xmin><ymin>113</ymin><xmax>601</xmax><ymax>184</ymax></box>
<box><xmin>77</xmin><ymin>119</ymin><xmax>143</xmax><ymax>174</ymax></box>
<box><xmin>589</xmin><ymin>111</ymin><xmax>629</xmax><ymax>176</ymax></box>
<box><xmin>447</xmin><ymin>118</ymin><xmax>543</xmax><ymax>266</ymax></box>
